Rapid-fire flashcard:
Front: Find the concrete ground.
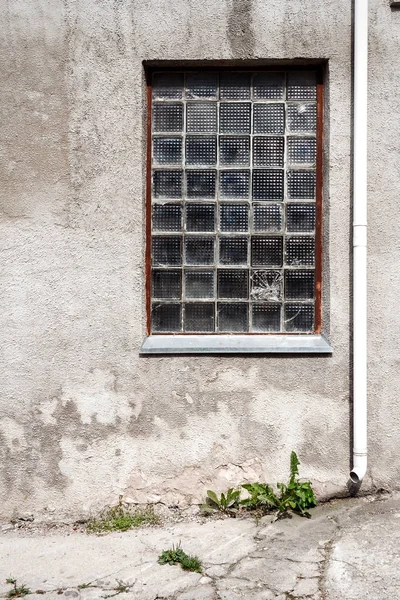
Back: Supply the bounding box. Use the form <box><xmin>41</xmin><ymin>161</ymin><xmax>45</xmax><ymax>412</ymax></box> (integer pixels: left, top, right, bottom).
<box><xmin>1</xmin><ymin>493</ymin><xmax>399</xmax><ymax>600</ymax></box>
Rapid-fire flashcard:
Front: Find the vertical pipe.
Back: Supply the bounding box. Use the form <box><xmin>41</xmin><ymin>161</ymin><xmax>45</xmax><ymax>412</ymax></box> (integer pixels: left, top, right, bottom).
<box><xmin>350</xmin><ymin>0</ymin><xmax>368</xmax><ymax>484</ymax></box>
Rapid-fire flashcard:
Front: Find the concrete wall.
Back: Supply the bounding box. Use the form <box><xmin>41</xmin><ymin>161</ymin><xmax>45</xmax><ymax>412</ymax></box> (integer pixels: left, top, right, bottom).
<box><xmin>0</xmin><ymin>0</ymin><xmax>399</xmax><ymax>520</ymax></box>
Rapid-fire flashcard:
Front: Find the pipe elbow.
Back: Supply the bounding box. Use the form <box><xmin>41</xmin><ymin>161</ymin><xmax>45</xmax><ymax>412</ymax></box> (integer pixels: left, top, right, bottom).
<box><xmin>350</xmin><ymin>455</ymin><xmax>367</xmax><ymax>484</ymax></box>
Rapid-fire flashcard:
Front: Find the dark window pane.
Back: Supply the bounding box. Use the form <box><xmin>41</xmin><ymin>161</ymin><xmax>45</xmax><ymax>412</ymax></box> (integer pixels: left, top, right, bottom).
<box><xmin>185</xmin><ymin>237</ymin><xmax>215</xmax><ymax>265</ymax></box>
<box><xmin>153</xmin><ymin>170</ymin><xmax>182</xmax><ymax>199</ymax></box>
<box><xmin>286</xmin><ymin>237</ymin><xmax>315</xmax><ymax>266</ymax></box>
<box><xmin>252</xmin><ymin>304</ymin><xmax>281</xmax><ymax>332</ymax></box>
<box><xmin>152</xmin><ymin>204</ymin><xmax>182</xmax><ymax>232</ymax></box>
<box><xmin>187</xmin><ymin>170</ymin><xmax>216</xmax><ymax>198</ymax></box>
<box><xmin>253</xmin><ymin>104</ymin><xmax>284</xmax><ymax>135</ymax></box>
<box><xmin>153</xmin><ymin>137</ymin><xmax>182</xmax><ymax>165</ymax></box>
<box><xmin>220</xmin><ymin>170</ymin><xmax>250</xmax><ymax>199</ymax></box>
<box><xmin>186</xmin><ymin>136</ymin><xmax>217</xmax><ymax>166</ymax></box>
<box><xmin>253</xmin><ymin>137</ymin><xmax>284</xmax><ymax>168</ymax></box>
<box><xmin>151</xmin><ymin>303</ymin><xmax>181</xmax><ymax>332</ymax></box>
<box><xmin>186</xmin><ymin>204</ymin><xmax>215</xmax><ymax>232</ymax></box>
<box><xmin>253</xmin><ymin>169</ymin><xmax>284</xmax><ymax>200</ymax></box>
<box><xmin>153</xmin><ymin>103</ymin><xmax>183</xmax><ymax>132</ymax></box>
<box><xmin>219</xmin><ymin>237</ymin><xmax>248</xmax><ymax>265</ymax></box>
<box><xmin>185</xmin><ymin>271</ymin><xmax>214</xmax><ymax>298</ymax></box>
<box><xmin>187</xmin><ymin>103</ymin><xmax>217</xmax><ymax>132</ymax></box>
<box><xmin>186</xmin><ymin>73</ymin><xmax>218</xmax><ymax>99</ymax></box>
<box><xmin>286</xmin><ymin>204</ymin><xmax>315</xmax><ymax>232</ymax></box>
<box><xmin>220</xmin><ymin>73</ymin><xmax>250</xmax><ymax>100</ymax></box>
<box><xmin>285</xmin><ymin>304</ymin><xmax>314</xmax><ymax>332</ymax></box>
<box><xmin>251</xmin><ymin>270</ymin><xmax>282</xmax><ymax>301</ymax></box>
<box><xmin>220</xmin><ymin>204</ymin><xmax>249</xmax><ymax>232</ymax></box>
<box><xmin>287</xmin><ymin>137</ymin><xmax>316</xmax><ymax>166</ymax></box>
<box><xmin>287</xmin><ymin>170</ymin><xmax>316</xmax><ymax>199</ymax></box>
<box><xmin>220</xmin><ymin>136</ymin><xmax>250</xmax><ymax>166</ymax></box>
<box><xmin>287</xmin><ymin>103</ymin><xmax>317</xmax><ymax>133</ymax></box>
<box><xmin>253</xmin><ymin>204</ymin><xmax>282</xmax><ymax>232</ymax></box>
<box><xmin>153</xmin><ymin>73</ymin><xmax>183</xmax><ymax>99</ymax></box>
<box><xmin>220</xmin><ymin>103</ymin><xmax>251</xmax><ymax>134</ymax></box>
<box><xmin>285</xmin><ymin>270</ymin><xmax>315</xmax><ymax>300</ymax></box>
<box><xmin>251</xmin><ymin>236</ymin><xmax>283</xmax><ymax>267</ymax></box>
<box><xmin>152</xmin><ymin>236</ymin><xmax>182</xmax><ymax>266</ymax></box>
<box><xmin>287</xmin><ymin>71</ymin><xmax>317</xmax><ymax>100</ymax></box>
<box><xmin>152</xmin><ymin>270</ymin><xmax>182</xmax><ymax>299</ymax></box>
<box><xmin>184</xmin><ymin>303</ymin><xmax>215</xmax><ymax>332</ymax></box>
<box><xmin>253</xmin><ymin>72</ymin><xmax>284</xmax><ymax>100</ymax></box>
<box><xmin>218</xmin><ymin>303</ymin><xmax>249</xmax><ymax>332</ymax></box>
<box><xmin>218</xmin><ymin>269</ymin><xmax>249</xmax><ymax>299</ymax></box>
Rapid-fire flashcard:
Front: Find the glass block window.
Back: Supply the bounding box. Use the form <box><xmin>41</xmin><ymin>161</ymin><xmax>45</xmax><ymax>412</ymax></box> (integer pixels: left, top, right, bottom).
<box><xmin>149</xmin><ymin>70</ymin><xmax>321</xmax><ymax>334</ymax></box>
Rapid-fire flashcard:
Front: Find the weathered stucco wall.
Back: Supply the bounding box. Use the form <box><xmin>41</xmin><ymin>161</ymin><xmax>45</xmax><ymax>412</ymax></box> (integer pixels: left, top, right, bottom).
<box><xmin>0</xmin><ymin>0</ymin><xmax>398</xmax><ymax>520</ymax></box>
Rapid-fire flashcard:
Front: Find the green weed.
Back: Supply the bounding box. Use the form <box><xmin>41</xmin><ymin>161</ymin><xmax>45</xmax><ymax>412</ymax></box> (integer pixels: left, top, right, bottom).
<box><xmin>87</xmin><ymin>497</ymin><xmax>160</xmax><ymax>533</ymax></box>
<box><xmin>158</xmin><ymin>543</ymin><xmax>202</xmax><ymax>573</ymax></box>
<box><xmin>202</xmin><ymin>488</ymin><xmax>241</xmax><ymax>513</ymax></box>
<box><xmin>5</xmin><ymin>578</ymin><xmax>31</xmax><ymax>598</ymax></box>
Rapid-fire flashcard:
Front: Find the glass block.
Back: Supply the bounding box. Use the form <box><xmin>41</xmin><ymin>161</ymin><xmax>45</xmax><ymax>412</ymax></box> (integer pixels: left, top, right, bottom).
<box><xmin>286</xmin><ymin>237</ymin><xmax>315</xmax><ymax>266</ymax></box>
<box><xmin>287</xmin><ymin>137</ymin><xmax>316</xmax><ymax>166</ymax></box>
<box><xmin>253</xmin><ymin>204</ymin><xmax>282</xmax><ymax>232</ymax></box>
<box><xmin>253</xmin><ymin>169</ymin><xmax>284</xmax><ymax>201</ymax></box>
<box><xmin>185</xmin><ymin>237</ymin><xmax>215</xmax><ymax>265</ymax></box>
<box><xmin>253</xmin><ymin>72</ymin><xmax>284</xmax><ymax>100</ymax></box>
<box><xmin>286</xmin><ymin>204</ymin><xmax>315</xmax><ymax>232</ymax></box>
<box><xmin>186</xmin><ymin>136</ymin><xmax>217</xmax><ymax>166</ymax></box>
<box><xmin>220</xmin><ymin>73</ymin><xmax>251</xmax><ymax>100</ymax></box>
<box><xmin>220</xmin><ymin>170</ymin><xmax>250</xmax><ymax>199</ymax></box>
<box><xmin>152</xmin><ymin>103</ymin><xmax>183</xmax><ymax>132</ymax></box>
<box><xmin>220</xmin><ymin>137</ymin><xmax>250</xmax><ymax>166</ymax></box>
<box><xmin>218</xmin><ymin>303</ymin><xmax>249</xmax><ymax>332</ymax></box>
<box><xmin>186</xmin><ymin>73</ymin><xmax>218</xmax><ymax>99</ymax></box>
<box><xmin>184</xmin><ymin>303</ymin><xmax>215</xmax><ymax>332</ymax></box>
<box><xmin>153</xmin><ymin>170</ymin><xmax>182</xmax><ymax>199</ymax></box>
<box><xmin>220</xmin><ymin>204</ymin><xmax>249</xmax><ymax>232</ymax></box>
<box><xmin>287</xmin><ymin>103</ymin><xmax>317</xmax><ymax>133</ymax></box>
<box><xmin>287</xmin><ymin>71</ymin><xmax>317</xmax><ymax>100</ymax></box>
<box><xmin>285</xmin><ymin>270</ymin><xmax>315</xmax><ymax>300</ymax></box>
<box><xmin>186</xmin><ymin>170</ymin><xmax>216</xmax><ymax>198</ymax></box>
<box><xmin>219</xmin><ymin>237</ymin><xmax>248</xmax><ymax>265</ymax></box>
<box><xmin>187</xmin><ymin>103</ymin><xmax>217</xmax><ymax>133</ymax></box>
<box><xmin>285</xmin><ymin>304</ymin><xmax>314</xmax><ymax>332</ymax></box>
<box><xmin>152</xmin><ymin>236</ymin><xmax>182</xmax><ymax>266</ymax></box>
<box><xmin>152</xmin><ymin>73</ymin><xmax>184</xmax><ymax>99</ymax></box>
<box><xmin>251</xmin><ymin>270</ymin><xmax>282</xmax><ymax>301</ymax></box>
<box><xmin>287</xmin><ymin>170</ymin><xmax>316</xmax><ymax>199</ymax></box>
<box><xmin>220</xmin><ymin>103</ymin><xmax>251</xmax><ymax>134</ymax></box>
<box><xmin>253</xmin><ymin>104</ymin><xmax>284</xmax><ymax>135</ymax></box>
<box><xmin>152</xmin><ymin>269</ymin><xmax>182</xmax><ymax>299</ymax></box>
<box><xmin>253</xmin><ymin>137</ymin><xmax>284</xmax><ymax>168</ymax></box>
<box><xmin>151</xmin><ymin>303</ymin><xmax>181</xmax><ymax>332</ymax></box>
<box><xmin>153</xmin><ymin>137</ymin><xmax>182</xmax><ymax>165</ymax></box>
<box><xmin>251</xmin><ymin>236</ymin><xmax>283</xmax><ymax>267</ymax></box>
<box><xmin>186</xmin><ymin>204</ymin><xmax>215</xmax><ymax>232</ymax></box>
<box><xmin>218</xmin><ymin>269</ymin><xmax>248</xmax><ymax>299</ymax></box>
<box><xmin>252</xmin><ymin>304</ymin><xmax>281</xmax><ymax>332</ymax></box>
<box><xmin>152</xmin><ymin>204</ymin><xmax>182</xmax><ymax>232</ymax></box>
<box><xmin>185</xmin><ymin>270</ymin><xmax>215</xmax><ymax>299</ymax></box>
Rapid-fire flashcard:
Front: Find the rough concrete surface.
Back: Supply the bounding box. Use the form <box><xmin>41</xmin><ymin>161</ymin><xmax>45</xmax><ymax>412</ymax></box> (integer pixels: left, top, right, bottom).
<box><xmin>1</xmin><ymin>0</ymin><xmax>400</xmax><ymax>520</ymax></box>
<box><xmin>1</xmin><ymin>494</ymin><xmax>399</xmax><ymax>600</ymax></box>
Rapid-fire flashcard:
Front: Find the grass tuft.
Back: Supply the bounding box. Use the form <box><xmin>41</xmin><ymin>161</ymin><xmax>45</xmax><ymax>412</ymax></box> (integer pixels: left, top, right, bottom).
<box><xmin>158</xmin><ymin>543</ymin><xmax>202</xmax><ymax>573</ymax></box>
<box><xmin>5</xmin><ymin>578</ymin><xmax>31</xmax><ymax>598</ymax></box>
<box><xmin>87</xmin><ymin>498</ymin><xmax>160</xmax><ymax>533</ymax></box>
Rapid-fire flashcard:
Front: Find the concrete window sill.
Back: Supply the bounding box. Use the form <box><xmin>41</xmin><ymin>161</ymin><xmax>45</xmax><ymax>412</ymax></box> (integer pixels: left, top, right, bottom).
<box><xmin>140</xmin><ymin>334</ymin><xmax>333</xmax><ymax>355</ymax></box>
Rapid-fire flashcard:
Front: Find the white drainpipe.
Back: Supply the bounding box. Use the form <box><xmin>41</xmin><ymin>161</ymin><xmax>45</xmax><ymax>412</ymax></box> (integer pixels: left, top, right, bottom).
<box><xmin>350</xmin><ymin>0</ymin><xmax>368</xmax><ymax>484</ymax></box>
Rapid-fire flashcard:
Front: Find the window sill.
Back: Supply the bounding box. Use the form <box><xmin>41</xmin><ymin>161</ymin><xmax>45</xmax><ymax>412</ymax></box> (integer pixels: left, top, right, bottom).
<box><xmin>140</xmin><ymin>334</ymin><xmax>333</xmax><ymax>355</ymax></box>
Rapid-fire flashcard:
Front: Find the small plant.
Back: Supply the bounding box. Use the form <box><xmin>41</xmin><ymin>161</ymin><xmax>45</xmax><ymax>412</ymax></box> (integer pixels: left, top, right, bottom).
<box><xmin>87</xmin><ymin>497</ymin><xmax>160</xmax><ymax>533</ymax></box>
<box><xmin>158</xmin><ymin>543</ymin><xmax>202</xmax><ymax>573</ymax></box>
<box><xmin>102</xmin><ymin>580</ymin><xmax>133</xmax><ymax>598</ymax></box>
<box><xmin>240</xmin><ymin>452</ymin><xmax>316</xmax><ymax>518</ymax></box>
<box><xmin>5</xmin><ymin>578</ymin><xmax>31</xmax><ymax>598</ymax></box>
<box><xmin>203</xmin><ymin>488</ymin><xmax>241</xmax><ymax>513</ymax></box>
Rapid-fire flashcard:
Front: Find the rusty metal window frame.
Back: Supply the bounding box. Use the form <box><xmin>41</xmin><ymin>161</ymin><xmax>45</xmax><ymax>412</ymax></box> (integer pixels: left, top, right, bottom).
<box><xmin>141</xmin><ymin>66</ymin><xmax>331</xmax><ymax>354</ymax></box>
